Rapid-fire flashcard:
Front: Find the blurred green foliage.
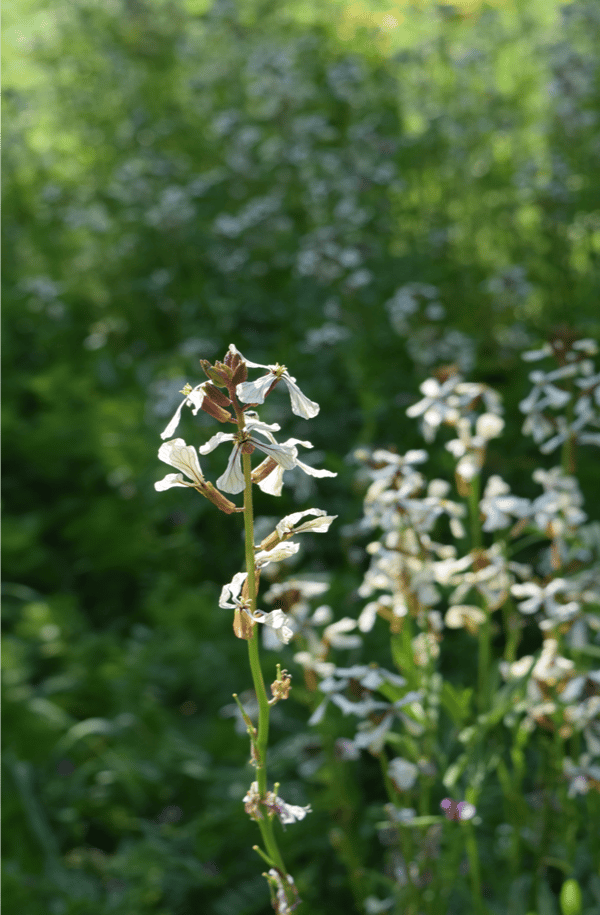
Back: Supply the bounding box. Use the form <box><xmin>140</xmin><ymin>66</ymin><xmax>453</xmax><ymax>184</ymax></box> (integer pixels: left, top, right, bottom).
<box><xmin>3</xmin><ymin>0</ymin><xmax>599</xmax><ymax>913</ymax></box>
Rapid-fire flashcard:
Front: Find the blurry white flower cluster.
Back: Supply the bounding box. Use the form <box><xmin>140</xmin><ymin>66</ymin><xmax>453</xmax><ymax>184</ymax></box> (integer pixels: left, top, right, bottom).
<box><xmin>324</xmin><ymin>352</ymin><xmax>600</xmax><ymax>827</ymax></box>
<box><xmin>520</xmin><ymin>337</ymin><xmax>600</xmax><ymax>457</ymax></box>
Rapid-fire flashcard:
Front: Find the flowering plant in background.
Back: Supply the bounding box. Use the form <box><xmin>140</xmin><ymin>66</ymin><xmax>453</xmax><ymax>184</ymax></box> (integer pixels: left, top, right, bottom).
<box><xmin>155</xmin><ymin>346</ymin><xmax>336</xmax><ymax>912</ymax></box>
<box><xmin>276</xmin><ymin>335</ymin><xmax>599</xmax><ymax>914</ymax></box>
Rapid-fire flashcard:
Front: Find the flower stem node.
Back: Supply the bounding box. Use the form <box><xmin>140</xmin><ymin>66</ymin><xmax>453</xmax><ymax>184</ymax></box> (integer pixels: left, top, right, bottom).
<box><xmin>265</xmin><ymin>868</ymin><xmax>301</xmax><ymax>914</ymax></box>
<box><xmin>243</xmin><ymin>781</ymin><xmax>311</xmax><ymax>826</ymax></box>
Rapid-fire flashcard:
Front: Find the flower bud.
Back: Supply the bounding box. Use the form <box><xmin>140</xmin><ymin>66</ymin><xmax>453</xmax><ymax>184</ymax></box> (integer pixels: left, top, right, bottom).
<box><xmin>231</xmin><ymin>359</ymin><xmax>248</xmax><ymax>386</ymax></box>
<box><xmin>204</xmin><ymin>383</ymin><xmax>232</xmax><ymax>408</ymax></box>
<box><xmin>199</xmin><ymin>360</ymin><xmax>230</xmax><ymax>386</ymax></box>
<box><xmin>201</xmin><ymin>397</ymin><xmax>234</xmax><ymax>424</ymax></box>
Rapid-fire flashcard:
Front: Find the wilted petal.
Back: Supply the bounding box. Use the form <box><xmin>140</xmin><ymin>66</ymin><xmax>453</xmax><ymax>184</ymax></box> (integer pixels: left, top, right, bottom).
<box><xmin>275</xmin><ymin>508</ymin><xmax>336</xmax><ymax>537</ymax></box>
<box><xmin>219</xmin><ymin>571</ymin><xmax>247</xmax><ymax>609</ymax></box>
<box><xmin>252</xmin><ymin>608</ymin><xmax>294</xmax><ymax>644</ymax></box>
<box><xmin>255</xmin><ymin>542</ymin><xmax>300</xmax><ymax>567</ymax></box>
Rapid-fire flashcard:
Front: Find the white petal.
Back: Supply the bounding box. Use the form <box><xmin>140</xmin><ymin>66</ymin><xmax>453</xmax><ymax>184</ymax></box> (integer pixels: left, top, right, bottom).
<box><xmin>294</xmin><ymin>458</ymin><xmax>337</xmax><ymax>478</ymax></box>
<box><xmin>158</xmin><ymin>438</ymin><xmax>205</xmax><ymax>485</ymax></box>
<box><xmin>252</xmin><ymin>438</ymin><xmax>298</xmax><ymax>470</ymax></box>
<box><xmin>252</xmin><ymin>609</ymin><xmax>294</xmax><ymax>644</ymax></box>
<box><xmin>186</xmin><ymin>383</ymin><xmax>209</xmax><ymax>415</ymax></box>
<box><xmin>160</xmin><ymin>385</ymin><xmax>208</xmax><ymax>439</ymax></box>
<box><xmin>199</xmin><ymin>430</ymin><xmax>236</xmax><ymax>455</ymax></box>
<box><xmin>154</xmin><ymin>473</ymin><xmax>191</xmax><ymax>491</ymax></box>
<box><xmin>257</xmin><ymin>465</ymin><xmax>284</xmax><ymax>496</ymax></box>
<box><xmin>245</xmin><ymin>417</ymin><xmax>282</xmax><ymax>436</ymax></box>
<box><xmin>281</xmin><ymin>436</ymin><xmax>314</xmax><ymax>449</ymax></box>
<box><xmin>255</xmin><ymin>542</ymin><xmax>300</xmax><ymax>566</ymax></box>
<box><xmin>216</xmin><ymin>444</ymin><xmax>246</xmax><ymax>494</ymax></box>
<box><xmin>219</xmin><ymin>571</ymin><xmax>247</xmax><ymax>609</ymax></box>
<box><xmin>227</xmin><ymin>343</ymin><xmax>268</xmax><ymax>370</ymax></box>
<box><xmin>275</xmin><ymin>508</ymin><xmax>328</xmax><ymax>537</ymax></box>
<box><xmin>160</xmin><ymin>398</ymin><xmax>188</xmax><ymax>440</ymax></box>
<box><xmin>282</xmin><ymin>374</ymin><xmax>320</xmax><ymax>418</ymax></box>
<box><xmin>274</xmin><ymin>795</ymin><xmax>312</xmax><ymax>823</ymax></box>
<box><xmin>236</xmin><ymin>374</ymin><xmax>277</xmax><ymax>405</ymax></box>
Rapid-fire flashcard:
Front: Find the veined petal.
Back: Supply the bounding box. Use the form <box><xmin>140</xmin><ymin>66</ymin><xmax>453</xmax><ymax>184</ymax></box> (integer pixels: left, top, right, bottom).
<box><xmin>251</xmin><ymin>438</ymin><xmax>298</xmax><ymax>470</ymax></box>
<box><xmin>216</xmin><ymin>443</ymin><xmax>246</xmax><ymax>494</ymax></box>
<box><xmin>198</xmin><ymin>430</ymin><xmax>236</xmax><ymax>455</ymax></box>
<box><xmin>236</xmin><ymin>375</ymin><xmax>277</xmax><ymax>405</ymax></box>
<box><xmin>282</xmin><ymin>374</ymin><xmax>320</xmax><ymax>418</ymax></box>
<box><xmin>158</xmin><ymin>438</ymin><xmax>205</xmax><ymax>486</ymax></box>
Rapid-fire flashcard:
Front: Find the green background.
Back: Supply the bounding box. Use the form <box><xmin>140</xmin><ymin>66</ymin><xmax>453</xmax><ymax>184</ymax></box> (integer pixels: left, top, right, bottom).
<box><xmin>3</xmin><ymin>1</ymin><xmax>599</xmax><ymax>912</ymax></box>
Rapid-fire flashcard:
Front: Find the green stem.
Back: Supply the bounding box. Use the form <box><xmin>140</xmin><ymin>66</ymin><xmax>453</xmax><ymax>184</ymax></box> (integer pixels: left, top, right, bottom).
<box><xmin>462</xmin><ymin>821</ymin><xmax>485</xmax><ymax>915</ymax></box>
<box><xmin>241</xmin><ymin>448</ymin><xmax>289</xmax><ymax>879</ymax></box>
<box><xmin>468</xmin><ymin>474</ymin><xmax>482</xmax><ymax>551</ymax></box>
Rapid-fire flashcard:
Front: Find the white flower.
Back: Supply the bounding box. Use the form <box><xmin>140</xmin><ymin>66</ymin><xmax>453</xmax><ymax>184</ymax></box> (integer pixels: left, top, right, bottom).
<box><xmin>444</xmin><ymin>604</ymin><xmax>487</xmax><ymax>635</ymax></box>
<box><xmin>155</xmin><ymin>438</ymin><xmax>206</xmax><ymax>490</ymax></box>
<box><xmin>219</xmin><ymin>572</ymin><xmax>294</xmax><ymax>643</ymax></box>
<box><xmin>479</xmin><ymin>475</ymin><xmax>530</xmax><ymax>532</ymax></box>
<box><xmin>253</xmin><ymin>436</ymin><xmax>337</xmax><ymax>496</ymax></box>
<box><xmin>219</xmin><ymin>571</ymin><xmax>250</xmax><ymax>612</ymax></box>
<box><xmin>475</xmin><ymin>413</ymin><xmax>505</xmax><ymax>440</ymax></box>
<box><xmin>244</xmin><ymin>781</ymin><xmax>311</xmax><ymax>827</ymax></box>
<box><xmin>388</xmin><ymin>757</ymin><xmax>419</xmax><ymax>790</ymax></box>
<box><xmin>271</xmin><ymin>794</ymin><xmax>312</xmax><ymax>825</ymax></box>
<box><xmin>406</xmin><ymin>376</ymin><xmax>462</xmax><ymax>442</ymax></box>
<box><xmin>199</xmin><ymin>418</ymin><xmax>298</xmax><ymax>494</ymax></box>
<box><xmin>322</xmin><ymin>617</ymin><xmax>362</xmax><ymax>649</ymax></box>
<box><xmin>229</xmin><ymin>344</ymin><xmax>320</xmax><ymax>418</ymax></box>
<box><xmin>511</xmin><ymin>578</ymin><xmax>575</xmax><ymax>616</ymax></box>
<box><xmin>160</xmin><ymin>383</ymin><xmax>211</xmax><ymax>440</ymax></box>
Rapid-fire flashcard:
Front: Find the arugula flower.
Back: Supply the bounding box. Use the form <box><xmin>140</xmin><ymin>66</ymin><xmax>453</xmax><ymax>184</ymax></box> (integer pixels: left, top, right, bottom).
<box><xmin>160</xmin><ymin>383</ymin><xmax>210</xmax><ymax>440</ymax></box>
<box><xmin>229</xmin><ymin>344</ymin><xmax>320</xmax><ymax>418</ymax></box>
<box><xmin>199</xmin><ymin>417</ymin><xmax>298</xmax><ymax>494</ymax></box>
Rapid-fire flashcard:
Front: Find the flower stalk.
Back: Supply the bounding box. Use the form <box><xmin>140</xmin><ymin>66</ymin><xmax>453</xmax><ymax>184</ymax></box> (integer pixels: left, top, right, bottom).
<box><xmin>155</xmin><ymin>344</ymin><xmax>336</xmax><ymax>913</ymax></box>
